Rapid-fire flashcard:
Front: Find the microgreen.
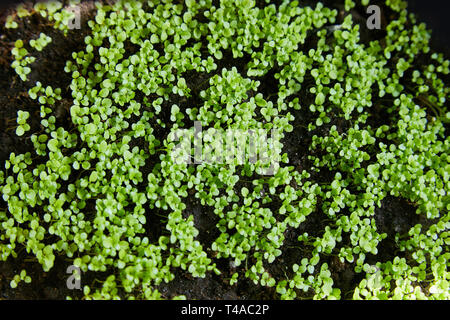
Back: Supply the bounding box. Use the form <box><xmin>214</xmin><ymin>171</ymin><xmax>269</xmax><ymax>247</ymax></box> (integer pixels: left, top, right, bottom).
<box><xmin>1</xmin><ymin>0</ymin><xmax>448</xmax><ymax>301</ymax></box>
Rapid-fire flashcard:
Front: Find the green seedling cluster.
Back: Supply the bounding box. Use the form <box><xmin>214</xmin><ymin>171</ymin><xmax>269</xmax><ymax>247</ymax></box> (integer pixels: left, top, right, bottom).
<box><xmin>34</xmin><ymin>0</ymin><xmax>80</xmax><ymax>35</ymax></box>
<box><xmin>30</xmin><ymin>33</ymin><xmax>52</xmax><ymax>52</ymax></box>
<box><xmin>9</xmin><ymin>269</ymin><xmax>32</xmax><ymax>288</ymax></box>
<box><xmin>8</xmin><ymin>0</ymin><xmax>82</xmax><ymax>80</ymax></box>
<box><xmin>6</xmin><ymin>1</ymin><xmax>78</xmax><ymax>33</ymax></box>
<box><xmin>5</xmin><ymin>4</ymin><xmax>31</xmax><ymax>29</ymax></box>
<box><xmin>0</xmin><ymin>0</ymin><xmax>448</xmax><ymax>300</ymax></box>
<box><xmin>11</xmin><ymin>39</ymin><xmax>35</xmax><ymax>81</ymax></box>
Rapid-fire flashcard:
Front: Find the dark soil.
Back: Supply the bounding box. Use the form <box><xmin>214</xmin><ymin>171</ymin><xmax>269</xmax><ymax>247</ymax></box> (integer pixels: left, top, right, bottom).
<box><xmin>0</xmin><ymin>0</ymin><xmax>447</xmax><ymax>300</ymax></box>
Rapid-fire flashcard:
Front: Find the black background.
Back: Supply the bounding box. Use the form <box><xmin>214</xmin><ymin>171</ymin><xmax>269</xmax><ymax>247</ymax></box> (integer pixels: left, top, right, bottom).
<box><xmin>406</xmin><ymin>0</ymin><xmax>450</xmax><ymax>55</ymax></box>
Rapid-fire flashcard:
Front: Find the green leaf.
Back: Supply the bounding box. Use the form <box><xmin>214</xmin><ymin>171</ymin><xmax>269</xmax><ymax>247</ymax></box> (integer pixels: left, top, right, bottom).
<box><xmin>315</xmin><ymin>92</ymin><xmax>325</xmax><ymax>105</ymax></box>
<box><xmin>16</xmin><ymin>126</ymin><xmax>25</xmax><ymax>136</ymax></box>
<box><xmin>123</xmin><ymin>19</ymin><xmax>135</xmax><ymax>31</ymax></box>
<box><xmin>85</xmin><ymin>123</ymin><xmax>97</xmax><ymax>135</ymax></box>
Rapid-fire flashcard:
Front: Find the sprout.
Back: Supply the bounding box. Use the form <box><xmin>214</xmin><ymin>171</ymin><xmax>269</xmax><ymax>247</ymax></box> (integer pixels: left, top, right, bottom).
<box><xmin>30</xmin><ymin>33</ymin><xmax>52</xmax><ymax>52</ymax></box>
<box><xmin>10</xmin><ymin>269</ymin><xmax>32</xmax><ymax>288</ymax></box>
<box><xmin>16</xmin><ymin>110</ymin><xmax>30</xmax><ymax>136</ymax></box>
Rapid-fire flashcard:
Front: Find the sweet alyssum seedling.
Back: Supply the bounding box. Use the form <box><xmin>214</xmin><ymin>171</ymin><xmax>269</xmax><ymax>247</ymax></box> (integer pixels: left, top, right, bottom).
<box><xmin>15</xmin><ymin>110</ymin><xmax>30</xmax><ymax>136</ymax></box>
<box><xmin>1</xmin><ymin>0</ymin><xmax>448</xmax><ymax>300</ymax></box>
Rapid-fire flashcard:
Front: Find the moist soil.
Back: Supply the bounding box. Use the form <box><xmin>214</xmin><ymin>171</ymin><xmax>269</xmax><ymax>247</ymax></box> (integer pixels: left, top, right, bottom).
<box><xmin>0</xmin><ymin>1</ymin><xmax>446</xmax><ymax>300</ymax></box>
